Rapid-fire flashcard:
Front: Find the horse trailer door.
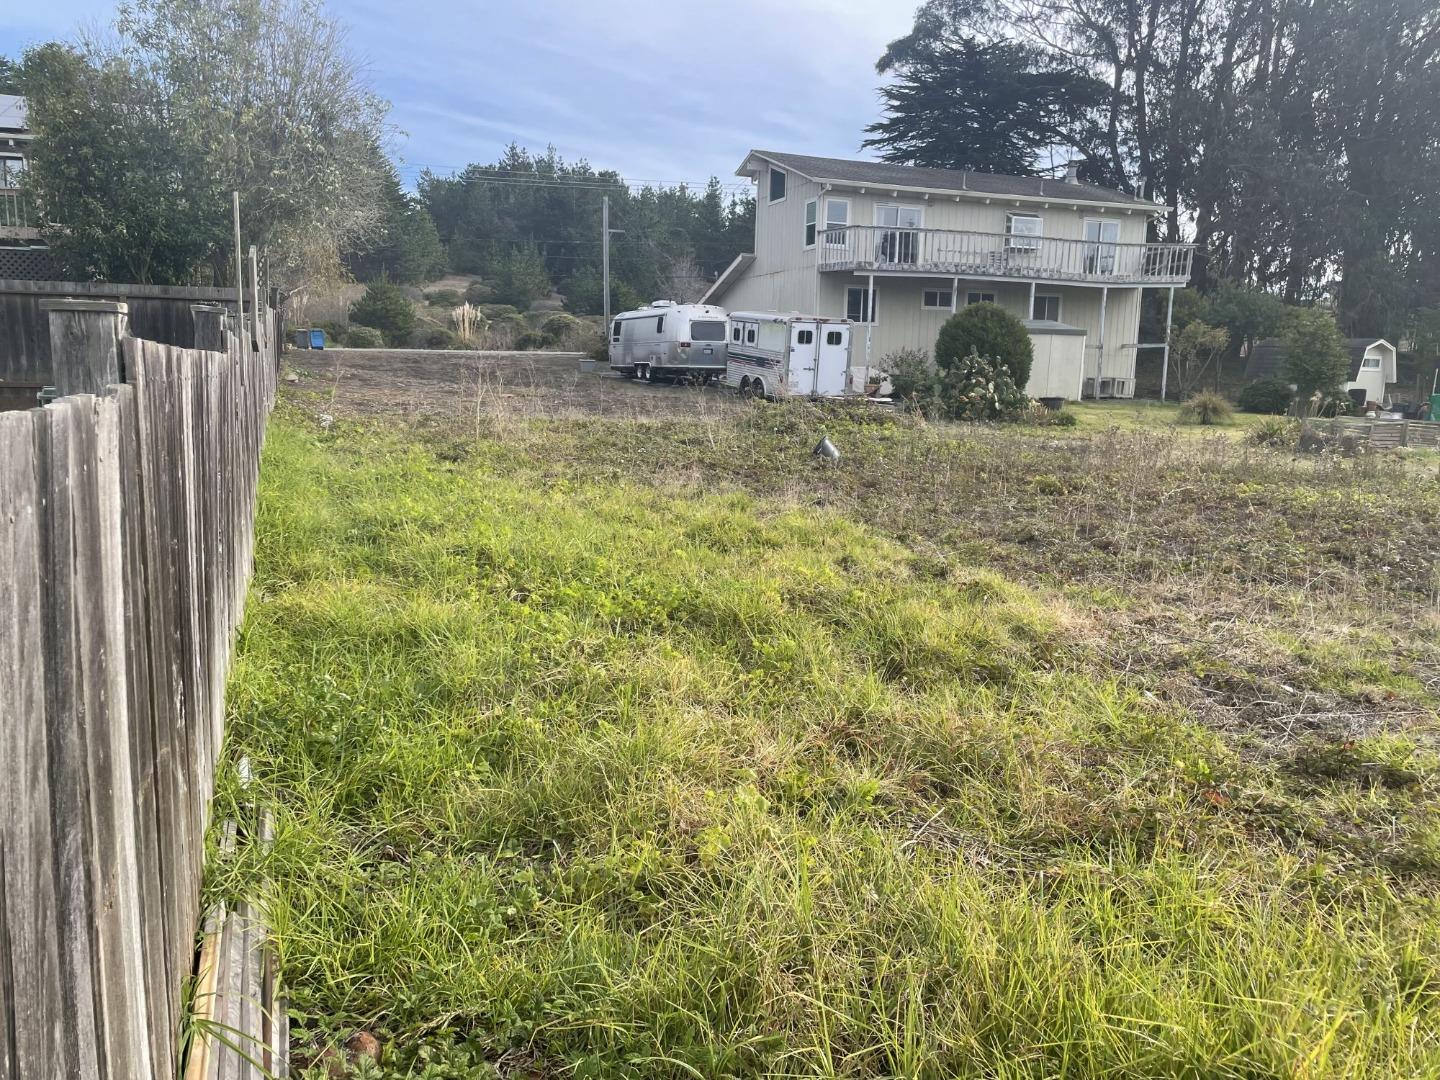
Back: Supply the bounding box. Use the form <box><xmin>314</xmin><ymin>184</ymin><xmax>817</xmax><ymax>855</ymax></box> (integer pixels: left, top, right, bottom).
<box><xmin>815</xmin><ymin>325</ymin><xmax>850</xmax><ymax>397</ymax></box>
<box><xmin>788</xmin><ymin>322</ymin><xmax>819</xmax><ymax>395</ymax></box>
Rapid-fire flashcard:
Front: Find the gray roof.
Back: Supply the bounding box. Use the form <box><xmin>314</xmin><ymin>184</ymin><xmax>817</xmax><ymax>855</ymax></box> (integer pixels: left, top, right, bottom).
<box><xmin>747</xmin><ymin>150</ymin><xmax>1157</xmax><ymax>209</ymax></box>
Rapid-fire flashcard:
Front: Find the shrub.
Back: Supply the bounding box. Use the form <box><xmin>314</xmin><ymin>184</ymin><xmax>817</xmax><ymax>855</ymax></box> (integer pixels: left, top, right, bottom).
<box><xmin>1238</xmin><ymin>376</ymin><xmax>1294</xmax><ymax>415</ymax></box>
<box><xmin>514</xmin><ymin>331</ymin><xmax>546</xmax><ymax>351</ymax></box>
<box><xmin>937</xmin><ymin>349</ymin><xmax>1029</xmax><ymax>422</ymax></box>
<box><xmin>1176</xmin><ymin>390</ymin><xmax>1234</xmax><ymax>425</ymax></box>
<box><xmin>1282</xmin><ymin>307</ymin><xmax>1349</xmax><ymax>400</ymax></box>
<box><xmin>315</xmin><ymin>320</ymin><xmax>348</xmax><ymax>346</ymax></box>
<box><xmin>479</xmin><ymin>304</ymin><xmax>520</xmax><ymax>319</ymax></box>
<box><xmin>464</xmin><ymin>281</ymin><xmax>496</xmax><ymax>305</ymax></box>
<box><xmin>540</xmin><ymin>313</ymin><xmax>585</xmax><ymax>348</ymax></box>
<box><xmin>1250</xmin><ymin>415</ymin><xmax>1299</xmax><ymax>448</ymax></box>
<box><xmin>424</xmin><ymin>327</ymin><xmax>460</xmax><ymax>350</ymax></box>
<box><xmin>342</xmin><ymin>325</ymin><xmax>384</xmax><ymax>348</ymax></box>
<box><xmin>491</xmin><ymin>245</ymin><xmax>552</xmax><ymax>309</ymax></box>
<box><xmin>1020</xmin><ymin>402</ymin><xmax>1078</xmax><ymax>427</ymax></box>
<box><xmin>425</xmin><ymin>288</ymin><xmax>462</xmax><ymax>308</ymax></box>
<box><xmin>935</xmin><ymin>303</ymin><xmax>1034</xmax><ymax>389</ymax></box>
<box><xmin>881</xmin><ymin>348</ymin><xmax>935</xmax><ymax>407</ymax></box>
<box><xmin>349</xmin><ymin>282</ymin><xmax>416</xmax><ymax>346</ymax></box>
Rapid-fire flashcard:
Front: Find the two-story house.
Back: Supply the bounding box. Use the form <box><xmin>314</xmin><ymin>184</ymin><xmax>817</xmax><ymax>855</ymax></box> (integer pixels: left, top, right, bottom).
<box><xmin>703</xmin><ymin>151</ymin><xmax>1193</xmax><ymax>399</ymax></box>
<box><xmin>0</xmin><ymin>94</ymin><xmax>50</xmax><ymax>280</ymax></box>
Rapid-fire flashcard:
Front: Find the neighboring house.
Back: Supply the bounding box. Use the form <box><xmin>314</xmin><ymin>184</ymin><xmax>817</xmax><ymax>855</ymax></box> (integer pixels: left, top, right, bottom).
<box><xmin>1246</xmin><ymin>337</ymin><xmax>1398</xmax><ymax>407</ymax></box>
<box><xmin>703</xmin><ymin>151</ymin><xmax>1193</xmax><ymax>399</ymax></box>
<box><xmin>0</xmin><ymin>94</ymin><xmax>51</xmax><ymax>280</ymax></box>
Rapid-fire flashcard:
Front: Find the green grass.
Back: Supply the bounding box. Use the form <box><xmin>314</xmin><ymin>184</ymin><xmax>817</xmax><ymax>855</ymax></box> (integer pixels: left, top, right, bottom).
<box><xmin>1060</xmin><ymin>399</ymin><xmax>1267</xmax><ymax>435</ymax></box>
<box><xmin>215</xmin><ymin>406</ymin><xmax>1440</xmax><ymax>1078</ymax></box>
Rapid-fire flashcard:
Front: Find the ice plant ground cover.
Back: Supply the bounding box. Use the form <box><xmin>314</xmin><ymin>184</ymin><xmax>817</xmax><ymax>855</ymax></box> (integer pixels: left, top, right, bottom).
<box><xmin>210</xmin><ymin>400</ymin><xmax>1440</xmax><ymax>1078</ymax></box>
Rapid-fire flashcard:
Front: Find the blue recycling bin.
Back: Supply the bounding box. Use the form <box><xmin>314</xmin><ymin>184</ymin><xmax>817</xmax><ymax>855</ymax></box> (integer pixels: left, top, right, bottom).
<box><xmin>309</xmin><ymin>328</ymin><xmax>326</xmax><ymax>350</ymax></box>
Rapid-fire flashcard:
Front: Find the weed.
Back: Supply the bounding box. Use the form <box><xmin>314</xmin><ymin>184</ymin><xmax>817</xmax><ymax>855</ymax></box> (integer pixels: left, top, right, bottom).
<box><xmin>1176</xmin><ymin>390</ymin><xmax>1235</xmax><ymax>425</ymax></box>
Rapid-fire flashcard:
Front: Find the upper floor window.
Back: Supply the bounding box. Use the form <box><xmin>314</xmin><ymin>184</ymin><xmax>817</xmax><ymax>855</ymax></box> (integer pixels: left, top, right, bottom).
<box><xmin>824</xmin><ymin>198</ymin><xmax>849</xmax><ymax>244</ymax></box>
<box><xmin>0</xmin><ymin>156</ymin><xmax>24</xmax><ymax>188</ymax></box>
<box><xmin>1360</xmin><ymin>354</ymin><xmax>1382</xmax><ymax>370</ymax></box>
<box><xmin>768</xmin><ymin>167</ymin><xmax>786</xmax><ymax>203</ymax></box>
<box><xmin>804</xmin><ymin>199</ymin><xmax>817</xmax><ymax>247</ymax></box>
<box><xmin>1006</xmin><ymin>213</ymin><xmax>1043</xmax><ymax>250</ymax></box>
<box><xmin>1032</xmin><ymin>294</ymin><xmax>1061</xmax><ymax>322</ymax></box>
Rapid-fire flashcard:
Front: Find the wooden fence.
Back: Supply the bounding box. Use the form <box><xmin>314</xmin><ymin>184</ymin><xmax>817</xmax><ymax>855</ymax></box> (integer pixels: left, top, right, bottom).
<box><xmin>1302</xmin><ymin>414</ymin><xmax>1440</xmax><ymax>450</ymax></box>
<box><xmin>0</xmin><ymin>279</ymin><xmax>282</xmax><ymax>411</ymax></box>
<box><xmin>0</xmin><ymin>298</ymin><xmax>277</xmax><ymax>1079</ymax></box>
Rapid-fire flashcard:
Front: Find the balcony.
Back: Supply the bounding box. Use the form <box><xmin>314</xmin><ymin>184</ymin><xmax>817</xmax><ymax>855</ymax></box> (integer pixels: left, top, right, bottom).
<box><xmin>0</xmin><ymin>189</ymin><xmax>43</xmax><ymax>241</ymax></box>
<box><xmin>817</xmin><ymin>225</ymin><xmax>1192</xmax><ymax>285</ymax></box>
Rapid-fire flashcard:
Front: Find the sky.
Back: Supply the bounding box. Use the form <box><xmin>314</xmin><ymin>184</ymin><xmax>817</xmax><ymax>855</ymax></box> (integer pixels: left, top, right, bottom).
<box><xmin>0</xmin><ymin>0</ymin><xmax>916</xmax><ymax>193</ymax></box>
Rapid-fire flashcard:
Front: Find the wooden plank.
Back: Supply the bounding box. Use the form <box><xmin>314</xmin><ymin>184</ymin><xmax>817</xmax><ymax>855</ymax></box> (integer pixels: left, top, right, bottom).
<box><xmin>0</xmin><ymin>410</ymin><xmax>63</xmax><ymax>1080</ymax></box>
<box><xmin>34</xmin><ymin>398</ymin><xmax>103</xmax><ymax>1080</ymax></box>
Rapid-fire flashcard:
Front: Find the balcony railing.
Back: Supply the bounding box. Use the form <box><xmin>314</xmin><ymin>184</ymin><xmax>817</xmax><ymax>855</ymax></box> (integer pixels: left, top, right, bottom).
<box><xmin>818</xmin><ymin>225</ymin><xmax>1192</xmax><ymax>285</ymax></box>
<box><xmin>0</xmin><ymin>189</ymin><xmax>43</xmax><ymax>240</ymax></box>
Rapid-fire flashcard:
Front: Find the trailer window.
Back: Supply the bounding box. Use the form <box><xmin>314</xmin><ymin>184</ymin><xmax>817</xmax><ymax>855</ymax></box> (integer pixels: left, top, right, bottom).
<box><xmin>745</xmin><ymin>326</ymin><xmax>756</xmax><ymax>344</ymax></box>
<box><xmin>731</xmin><ymin>326</ymin><xmax>741</xmax><ymax>342</ymax></box>
<box><xmin>796</xmin><ymin>330</ymin><xmax>813</xmax><ymax>345</ymax></box>
<box><xmin>690</xmin><ymin>320</ymin><xmax>725</xmax><ymax>341</ymax></box>
<box><xmin>655</xmin><ymin>316</ymin><xmax>665</xmax><ymax>333</ymax></box>
<box><xmin>759</xmin><ymin>322</ymin><xmax>787</xmax><ymax>352</ymax></box>
<box><xmin>826</xmin><ymin>331</ymin><xmax>843</xmax><ymax>346</ymax></box>
<box><xmin>611</xmin><ymin>320</ymin><xmax>622</xmax><ymax>341</ymax></box>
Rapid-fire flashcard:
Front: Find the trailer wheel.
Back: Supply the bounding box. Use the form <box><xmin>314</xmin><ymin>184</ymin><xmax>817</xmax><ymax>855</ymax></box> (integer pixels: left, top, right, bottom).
<box><xmin>739</xmin><ymin>376</ymin><xmax>753</xmax><ymax>397</ymax></box>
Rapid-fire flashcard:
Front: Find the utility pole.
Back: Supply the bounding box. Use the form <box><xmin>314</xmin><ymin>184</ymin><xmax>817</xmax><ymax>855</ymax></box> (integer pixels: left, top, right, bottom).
<box><xmin>602</xmin><ymin>196</ymin><xmax>611</xmax><ymax>331</ymax></box>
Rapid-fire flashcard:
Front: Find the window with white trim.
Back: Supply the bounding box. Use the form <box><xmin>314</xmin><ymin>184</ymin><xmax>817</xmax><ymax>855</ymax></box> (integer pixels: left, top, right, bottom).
<box><xmin>824</xmin><ymin>198</ymin><xmax>849</xmax><ymax>244</ymax></box>
<box><xmin>1360</xmin><ymin>354</ymin><xmax>1382</xmax><ymax>370</ymax></box>
<box><xmin>1032</xmin><ymin>294</ymin><xmax>1061</xmax><ymax>321</ymax></box>
<box><xmin>922</xmin><ymin>289</ymin><xmax>953</xmax><ymax>309</ymax></box>
<box><xmin>769</xmin><ymin>167</ymin><xmax>786</xmax><ymax>203</ymax></box>
<box><xmin>846</xmin><ymin>287</ymin><xmax>875</xmax><ymax>324</ymax></box>
<box><xmin>0</xmin><ymin>156</ymin><xmax>24</xmax><ymax>188</ymax></box>
<box><xmin>1006</xmin><ymin>213</ymin><xmax>1043</xmax><ymax>251</ymax></box>
<box><xmin>804</xmin><ymin>199</ymin><xmax>817</xmax><ymax>247</ymax></box>
<box><xmin>966</xmin><ymin>292</ymin><xmax>996</xmax><ymax>306</ymax></box>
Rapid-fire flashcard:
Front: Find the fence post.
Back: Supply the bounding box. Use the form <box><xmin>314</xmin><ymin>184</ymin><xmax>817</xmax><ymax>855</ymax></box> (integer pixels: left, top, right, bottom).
<box><xmin>41</xmin><ymin>299</ymin><xmax>129</xmax><ymax>396</ymax></box>
<box><xmin>191</xmin><ymin>304</ymin><xmax>228</xmax><ymax>353</ymax></box>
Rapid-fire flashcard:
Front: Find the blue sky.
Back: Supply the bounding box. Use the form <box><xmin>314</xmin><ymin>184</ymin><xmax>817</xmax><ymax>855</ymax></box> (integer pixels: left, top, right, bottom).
<box><xmin>1</xmin><ymin>0</ymin><xmax>915</xmax><ymax>192</ymax></box>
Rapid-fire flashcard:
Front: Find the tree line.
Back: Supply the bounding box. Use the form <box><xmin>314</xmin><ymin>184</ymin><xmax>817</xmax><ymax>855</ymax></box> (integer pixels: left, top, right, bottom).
<box><xmin>865</xmin><ymin>0</ymin><xmax>1440</xmax><ymax>343</ymax></box>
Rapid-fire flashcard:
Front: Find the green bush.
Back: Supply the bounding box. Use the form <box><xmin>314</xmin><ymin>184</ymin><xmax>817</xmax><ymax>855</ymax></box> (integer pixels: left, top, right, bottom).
<box><xmin>1250</xmin><ymin>415</ymin><xmax>1299</xmax><ymax>448</ymax></box>
<box><xmin>349</xmin><ymin>282</ymin><xmax>416</xmax><ymax>346</ymax></box>
<box><xmin>425</xmin><ymin>288</ymin><xmax>462</xmax><ymax>308</ymax></box>
<box><xmin>424</xmin><ymin>327</ymin><xmax>460</xmax><ymax>350</ymax></box>
<box><xmin>935</xmin><ymin>303</ymin><xmax>1034</xmax><ymax>389</ymax></box>
<box><xmin>464</xmin><ymin>281</ymin><xmax>496</xmax><ymax>305</ymax></box>
<box><xmin>479</xmin><ymin>304</ymin><xmax>520</xmax><ymax>319</ymax></box>
<box><xmin>314</xmin><ymin>320</ymin><xmax>348</xmax><ymax>346</ymax></box>
<box><xmin>937</xmin><ymin>349</ymin><xmax>1029</xmax><ymax>421</ymax></box>
<box><xmin>1238</xmin><ymin>377</ymin><xmax>1294</xmax><ymax>414</ymax></box>
<box><xmin>1282</xmin><ymin>307</ymin><xmax>1350</xmax><ymax>400</ymax></box>
<box><xmin>1176</xmin><ymin>390</ymin><xmax>1234</xmax><ymax>425</ymax></box>
<box><xmin>881</xmin><ymin>348</ymin><xmax>935</xmax><ymax>408</ymax></box>
<box><xmin>514</xmin><ymin>331</ymin><xmax>546</xmax><ymax>351</ymax></box>
<box><xmin>342</xmin><ymin>325</ymin><xmax>384</xmax><ymax>348</ymax></box>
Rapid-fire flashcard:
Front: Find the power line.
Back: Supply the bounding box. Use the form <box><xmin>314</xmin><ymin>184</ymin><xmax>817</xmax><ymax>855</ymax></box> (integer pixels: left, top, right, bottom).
<box><xmin>396</xmin><ymin>164</ymin><xmax>751</xmax><ymax>196</ymax></box>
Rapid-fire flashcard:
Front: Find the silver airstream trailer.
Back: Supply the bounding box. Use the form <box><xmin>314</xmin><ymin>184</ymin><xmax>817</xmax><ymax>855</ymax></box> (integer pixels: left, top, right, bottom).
<box><xmin>725</xmin><ymin>312</ymin><xmax>854</xmax><ymax>400</ymax></box>
<box><xmin>608</xmin><ymin>301</ymin><xmax>729</xmax><ymax>382</ymax></box>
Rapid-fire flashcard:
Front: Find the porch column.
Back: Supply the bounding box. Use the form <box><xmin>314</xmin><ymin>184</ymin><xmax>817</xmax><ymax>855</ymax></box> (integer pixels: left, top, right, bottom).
<box><xmin>1096</xmin><ymin>285</ymin><xmax>1109</xmax><ymax>388</ymax></box>
<box><xmin>950</xmin><ymin>276</ymin><xmax>958</xmax><ymax>314</ymax></box>
<box><xmin>1159</xmin><ymin>285</ymin><xmax>1176</xmax><ymax>402</ymax></box>
<box><xmin>866</xmin><ymin>273</ymin><xmax>875</xmax><ymax>366</ymax></box>
<box><xmin>1028</xmin><ymin>281</ymin><xmax>1036</xmax><ymax>321</ymax></box>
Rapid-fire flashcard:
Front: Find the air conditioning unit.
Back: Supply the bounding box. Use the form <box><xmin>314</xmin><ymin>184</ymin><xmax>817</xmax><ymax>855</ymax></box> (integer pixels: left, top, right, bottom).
<box><xmin>1083</xmin><ymin>377</ymin><xmax>1097</xmax><ymax>398</ymax></box>
<box><xmin>1110</xmin><ymin>378</ymin><xmax>1134</xmax><ymax>398</ymax></box>
<box><xmin>1097</xmin><ymin>377</ymin><xmax>1117</xmax><ymax>398</ymax></box>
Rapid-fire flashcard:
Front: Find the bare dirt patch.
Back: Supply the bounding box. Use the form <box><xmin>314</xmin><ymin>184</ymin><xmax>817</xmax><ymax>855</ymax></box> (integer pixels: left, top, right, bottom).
<box><xmin>285</xmin><ymin>347</ymin><xmax>745</xmax><ymax>422</ymax></box>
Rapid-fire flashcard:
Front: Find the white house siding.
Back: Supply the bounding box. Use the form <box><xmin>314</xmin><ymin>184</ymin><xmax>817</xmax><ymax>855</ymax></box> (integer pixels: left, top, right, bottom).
<box><xmin>812</xmin><ymin>276</ymin><xmax>1141</xmax><ymax>392</ymax></box>
<box><xmin>816</xmin><ymin>190</ymin><xmax>1150</xmax><ymax>245</ymax></box>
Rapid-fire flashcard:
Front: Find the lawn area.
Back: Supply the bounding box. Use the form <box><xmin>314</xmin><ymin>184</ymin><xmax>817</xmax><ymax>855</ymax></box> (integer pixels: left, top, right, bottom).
<box><xmin>215</xmin><ymin>401</ymin><xmax>1440</xmax><ymax>1078</ymax></box>
<box><xmin>1058</xmin><ymin>398</ymin><xmax>1268</xmax><ymax>435</ymax></box>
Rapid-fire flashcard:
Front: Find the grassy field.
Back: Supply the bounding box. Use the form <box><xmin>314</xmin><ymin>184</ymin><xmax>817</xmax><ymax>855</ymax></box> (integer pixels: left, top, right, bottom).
<box><xmin>214</xmin><ymin>398</ymin><xmax>1440</xmax><ymax>1078</ymax></box>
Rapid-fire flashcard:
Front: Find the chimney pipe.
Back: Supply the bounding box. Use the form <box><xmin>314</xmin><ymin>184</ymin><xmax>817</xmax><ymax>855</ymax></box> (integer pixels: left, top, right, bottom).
<box><xmin>1064</xmin><ymin>160</ymin><xmax>1081</xmax><ymax>184</ymax></box>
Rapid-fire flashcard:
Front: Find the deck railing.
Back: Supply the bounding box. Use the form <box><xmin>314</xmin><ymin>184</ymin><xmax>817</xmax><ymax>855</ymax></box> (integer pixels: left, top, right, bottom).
<box><xmin>0</xmin><ymin>187</ymin><xmax>42</xmax><ymax>238</ymax></box>
<box><xmin>818</xmin><ymin>225</ymin><xmax>1193</xmax><ymax>285</ymax></box>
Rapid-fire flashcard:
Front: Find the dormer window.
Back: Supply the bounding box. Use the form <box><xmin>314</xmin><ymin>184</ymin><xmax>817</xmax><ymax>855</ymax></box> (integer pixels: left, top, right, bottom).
<box><xmin>768</xmin><ymin>167</ymin><xmax>786</xmax><ymax>203</ymax></box>
<box><xmin>1006</xmin><ymin>213</ymin><xmax>1042</xmax><ymax>250</ymax></box>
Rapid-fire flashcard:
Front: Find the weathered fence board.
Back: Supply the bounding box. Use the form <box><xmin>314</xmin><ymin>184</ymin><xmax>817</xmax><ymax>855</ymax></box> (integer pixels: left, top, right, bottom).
<box><xmin>0</xmin><ymin>300</ymin><xmax>278</xmax><ymax>1078</ymax></box>
<box><xmin>1302</xmin><ymin>415</ymin><xmax>1440</xmax><ymax>449</ymax></box>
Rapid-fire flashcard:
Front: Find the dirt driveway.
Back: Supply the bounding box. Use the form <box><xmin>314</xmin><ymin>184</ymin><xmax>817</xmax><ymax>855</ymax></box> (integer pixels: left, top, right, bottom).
<box><xmin>285</xmin><ymin>348</ymin><xmax>745</xmax><ymax>421</ymax></box>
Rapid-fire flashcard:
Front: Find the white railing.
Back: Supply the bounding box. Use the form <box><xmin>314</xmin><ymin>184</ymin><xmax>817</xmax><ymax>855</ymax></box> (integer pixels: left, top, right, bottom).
<box><xmin>818</xmin><ymin>225</ymin><xmax>1193</xmax><ymax>284</ymax></box>
<box><xmin>0</xmin><ymin>188</ymin><xmax>41</xmax><ymax>238</ymax></box>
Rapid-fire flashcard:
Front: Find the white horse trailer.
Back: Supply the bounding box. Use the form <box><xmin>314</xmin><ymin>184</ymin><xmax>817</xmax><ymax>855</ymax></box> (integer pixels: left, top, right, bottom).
<box><xmin>725</xmin><ymin>312</ymin><xmax>854</xmax><ymax>400</ymax></box>
<box><xmin>608</xmin><ymin>301</ymin><xmax>729</xmax><ymax>382</ymax></box>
